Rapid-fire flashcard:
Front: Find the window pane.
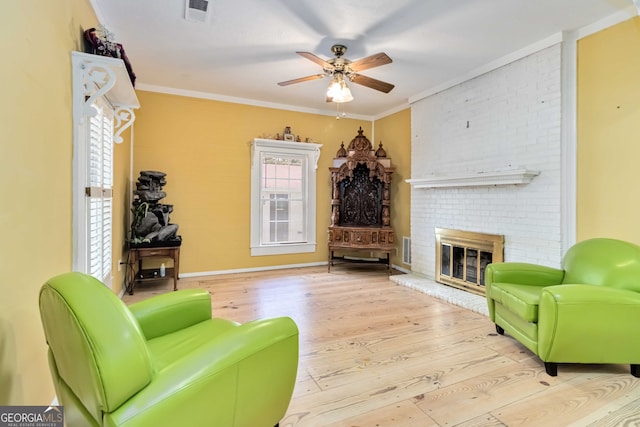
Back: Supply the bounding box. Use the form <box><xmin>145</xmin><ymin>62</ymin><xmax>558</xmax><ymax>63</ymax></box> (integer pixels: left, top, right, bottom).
<box><xmin>288</xmin><ymin>200</ymin><xmax>304</xmax><ymax>239</ymax></box>
<box><xmin>259</xmin><ymin>153</ymin><xmax>306</xmax><ymax>245</ymax></box>
<box><xmin>274</xmin><ymin>200</ymin><xmax>288</xmax><ymax>221</ymax></box>
<box><xmin>275</xmin><ymin>178</ymin><xmax>291</xmax><ymax>190</ymax></box>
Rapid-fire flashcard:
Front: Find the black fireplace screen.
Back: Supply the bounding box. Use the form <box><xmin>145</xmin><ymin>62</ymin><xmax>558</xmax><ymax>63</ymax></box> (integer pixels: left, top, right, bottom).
<box><xmin>441</xmin><ymin>243</ymin><xmax>493</xmax><ymax>286</ymax></box>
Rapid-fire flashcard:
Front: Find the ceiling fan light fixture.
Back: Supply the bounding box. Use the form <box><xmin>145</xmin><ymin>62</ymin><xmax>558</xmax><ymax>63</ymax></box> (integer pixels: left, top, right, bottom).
<box><xmin>279</xmin><ymin>44</ymin><xmax>393</xmax><ymax>105</ymax></box>
<box><xmin>327</xmin><ymin>75</ymin><xmax>353</xmax><ymax>103</ymax></box>
<box><xmin>331</xmin><ymin>83</ymin><xmax>353</xmax><ymax>103</ymax></box>
<box><xmin>326</xmin><ymin>78</ymin><xmax>343</xmax><ymax>98</ymax></box>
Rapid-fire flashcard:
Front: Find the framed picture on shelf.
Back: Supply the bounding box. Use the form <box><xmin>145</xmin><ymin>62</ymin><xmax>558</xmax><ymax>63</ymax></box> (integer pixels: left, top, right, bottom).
<box><xmin>284</xmin><ymin>133</ymin><xmax>295</xmax><ymax>142</ymax></box>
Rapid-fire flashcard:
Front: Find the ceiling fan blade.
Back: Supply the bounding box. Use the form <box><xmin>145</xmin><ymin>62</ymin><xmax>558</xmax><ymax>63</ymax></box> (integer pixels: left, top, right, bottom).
<box><xmin>350</xmin><ymin>74</ymin><xmax>395</xmax><ymax>93</ymax></box>
<box><xmin>297</xmin><ymin>51</ymin><xmax>332</xmax><ymax>69</ymax></box>
<box><xmin>278</xmin><ymin>74</ymin><xmax>326</xmax><ymax>86</ymax></box>
<box><xmin>349</xmin><ymin>53</ymin><xmax>392</xmax><ymax>72</ymax></box>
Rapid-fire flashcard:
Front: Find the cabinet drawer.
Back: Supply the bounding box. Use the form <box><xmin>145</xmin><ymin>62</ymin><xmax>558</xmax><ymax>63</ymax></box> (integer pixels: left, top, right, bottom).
<box><xmin>134</xmin><ymin>248</ymin><xmax>174</xmax><ymax>257</ymax></box>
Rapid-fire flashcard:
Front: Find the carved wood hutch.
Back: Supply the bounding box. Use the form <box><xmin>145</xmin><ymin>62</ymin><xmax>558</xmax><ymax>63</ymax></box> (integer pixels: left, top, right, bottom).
<box><xmin>328</xmin><ymin>127</ymin><xmax>395</xmax><ymax>273</ymax></box>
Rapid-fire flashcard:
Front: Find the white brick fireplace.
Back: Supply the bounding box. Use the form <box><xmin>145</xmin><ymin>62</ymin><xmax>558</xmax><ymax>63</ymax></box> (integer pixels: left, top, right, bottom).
<box><xmin>406</xmin><ymin>43</ymin><xmax>565</xmax><ymax>283</ymax></box>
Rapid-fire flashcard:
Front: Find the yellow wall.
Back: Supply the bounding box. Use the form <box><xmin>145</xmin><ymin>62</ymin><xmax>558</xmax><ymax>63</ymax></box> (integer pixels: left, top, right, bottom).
<box><xmin>374</xmin><ymin>109</ymin><xmax>412</xmax><ymax>268</ymax></box>
<box><xmin>577</xmin><ymin>17</ymin><xmax>640</xmax><ymax>243</ymax></box>
<box><xmin>112</xmin><ymin>132</ymin><xmax>133</xmax><ymax>294</ymax></box>
<box><xmin>134</xmin><ymin>91</ymin><xmax>383</xmax><ymax>272</ymax></box>
<box><xmin>0</xmin><ymin>0</ymin><xmax>99</xmax><ymax>405</ymax></box>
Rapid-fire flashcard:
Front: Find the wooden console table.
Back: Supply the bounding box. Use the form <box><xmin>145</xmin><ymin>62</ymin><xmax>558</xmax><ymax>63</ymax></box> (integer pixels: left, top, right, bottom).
<box><xmin>127</xmin><ymin>246</ymin><xmax>180</xmax><ymax>295</ymax></box>
<box><xmin>328</xmin><ymin>246</ymin><xmax>393</xmax><ymax>274</ymax></box>
<box><xmin>328</xmin><ymin>226</ymin><xmax>394</xmax><ymax>274</ymax></box>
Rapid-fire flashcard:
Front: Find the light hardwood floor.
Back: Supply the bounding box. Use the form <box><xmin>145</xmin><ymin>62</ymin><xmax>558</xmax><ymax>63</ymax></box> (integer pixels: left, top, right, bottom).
<box><xmin>122</xmin><ymin>265</ymin><xmax>640</xmax><ymax>427</ymax></box>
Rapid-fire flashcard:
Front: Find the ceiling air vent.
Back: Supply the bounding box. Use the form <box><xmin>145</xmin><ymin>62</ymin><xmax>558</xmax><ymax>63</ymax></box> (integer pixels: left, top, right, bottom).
<box><xmin>185</xmin><ymin>0</ymin><xmax>210</xmax><ymax>22</ymax></box>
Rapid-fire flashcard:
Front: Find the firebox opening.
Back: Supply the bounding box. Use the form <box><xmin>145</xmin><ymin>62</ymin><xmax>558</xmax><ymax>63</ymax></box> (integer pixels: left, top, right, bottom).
<box><xmin>435</xmin><ymin>228</ymin><xmax>504</xmax><ymax>296</ymax></box>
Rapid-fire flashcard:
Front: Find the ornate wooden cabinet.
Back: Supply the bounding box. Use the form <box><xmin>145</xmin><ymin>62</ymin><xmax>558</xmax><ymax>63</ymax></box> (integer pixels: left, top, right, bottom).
<box><xmin>328</xmin><ymin>127</ymin><xmax>395</xmax><ymax>273</ymax></box>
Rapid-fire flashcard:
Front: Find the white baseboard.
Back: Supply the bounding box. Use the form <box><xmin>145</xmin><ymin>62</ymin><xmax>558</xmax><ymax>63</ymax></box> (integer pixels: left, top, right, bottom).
<box><xmin>179</xmin><ymin>261</ymin><xmax>327</xmax><ymax>278</ymax></box>
<box><xmin>179</xmin><ymin>261</ymin><xmax>411</xmax><ymax>278</ymax></box>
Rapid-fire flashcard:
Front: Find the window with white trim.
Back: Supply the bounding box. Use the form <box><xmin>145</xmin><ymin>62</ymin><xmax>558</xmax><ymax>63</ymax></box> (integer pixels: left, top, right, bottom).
<box><xmin>250</xmin><ymin>139</ymin><xmax>322</xmax><ymax>256</ymax></box>
<box><xmin>71</xmin><ymin>51</ymin><xmax>139</xmax><ymax>288</ymax></box>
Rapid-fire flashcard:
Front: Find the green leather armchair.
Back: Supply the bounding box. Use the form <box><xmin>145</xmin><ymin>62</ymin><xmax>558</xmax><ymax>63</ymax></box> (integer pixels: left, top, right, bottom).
<box><xmin>486</xmin><ymin>238</ymin><xmax>640</xmax><ymax>377</ymax></box>
<box><xmin>39</xmin><ymin>272</ymin><xmax>299</xmax><ymax>427</ymax></box>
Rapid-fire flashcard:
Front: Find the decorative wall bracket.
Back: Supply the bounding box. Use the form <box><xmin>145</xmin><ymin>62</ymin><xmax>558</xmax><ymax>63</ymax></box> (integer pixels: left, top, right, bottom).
<box><xmin>114</xmin><ymin>107</ymin><xmax>136</xmax><ymax>144</ymax></box>
<box><xmin>72</xmin><ymin>51</ymin><xmax>140</xmax><ymax>143</ymax></box>
<box><xmin>406</xmin><ymin>169</ymin><xmax>540</xmax><ymax>189</ymax></box>
<box><xmin>78</xmin><ymin>61</ymin><xmax>115</xmax><ymax>118</ymax></box>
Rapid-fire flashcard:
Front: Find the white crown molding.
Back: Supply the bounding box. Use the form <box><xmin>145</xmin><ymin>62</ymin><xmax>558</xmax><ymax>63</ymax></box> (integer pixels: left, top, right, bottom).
<box><xmin>373</xmin><ymin>102</ymin><xmax>411</xmax><ymax>121</ymax></box>
<box><xmin>574</xmin><ymin>6</ymin><xmax>639</xmax><ymax>39</ymax></box>
<box><xmin>408</xmin><ymin>7</ymin><xmax>638</xmax><ymax>107</ymax></box>
<box><xmin>408</xmin><ymin>33</ymin><xmax>563</xmax><ymax>105</ymax></box>
<box><xmin>135</xmin><ymin>83</ymin><xmax>374</xmax><ymax>120</ymax></box>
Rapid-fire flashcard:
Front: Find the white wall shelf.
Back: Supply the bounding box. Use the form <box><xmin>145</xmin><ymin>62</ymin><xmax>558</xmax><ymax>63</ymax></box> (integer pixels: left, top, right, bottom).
<box><xmin>72</xmin><ymin>51</ymin><xmax>140</xmax><ymax>143</ymax></box>
<box><xmin>406</xmin><ymin>169</ymin><xmax>540</xmax><ymax>189</ymax></box>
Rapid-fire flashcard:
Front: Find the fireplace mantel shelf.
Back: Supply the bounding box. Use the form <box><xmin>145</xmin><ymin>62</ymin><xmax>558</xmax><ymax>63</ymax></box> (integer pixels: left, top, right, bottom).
<box><xmin>406</xmin><ymin>169</ymin><xmax>540</xmax><ymax>189</ymax></box>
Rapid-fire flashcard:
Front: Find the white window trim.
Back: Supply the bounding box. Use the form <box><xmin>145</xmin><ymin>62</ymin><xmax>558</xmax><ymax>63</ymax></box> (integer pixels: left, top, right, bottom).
<box><xmin>250</xmin><ymin>138</ymin><xmax>322</xmax><ymax>256</ymax></box>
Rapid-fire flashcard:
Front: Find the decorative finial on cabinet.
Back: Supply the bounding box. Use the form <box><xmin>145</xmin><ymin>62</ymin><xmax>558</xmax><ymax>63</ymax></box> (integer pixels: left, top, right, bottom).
<box><xmin>336</xmin><ymin>142</ymin><xmax>347</xmax><ymax>158</ymax></box>
<box><xmin>375</xmin><ymin>141</ymin><xmax>387</xmax><ymax>158</ymax></box>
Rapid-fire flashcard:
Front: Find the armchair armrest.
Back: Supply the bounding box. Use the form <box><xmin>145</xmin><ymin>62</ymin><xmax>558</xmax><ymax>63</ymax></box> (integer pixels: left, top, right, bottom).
<box><xmin>486</xmin><ymin>262</ymin><xmax>564</xmax><ymax>288</ymax></box>
<box><xmin>538</xmin><ymin>284</ymin><xmax>640</xmax><ymax>362</ymax></box>
<box><xmin>129</xmin><ymin>289</ymin><xmax>212</xmax><ymax>340</ymax></box>
<box><xmin>105</xmin><ymin>317</ymin><xmax>299</xmax><ymax>427</ymax></box>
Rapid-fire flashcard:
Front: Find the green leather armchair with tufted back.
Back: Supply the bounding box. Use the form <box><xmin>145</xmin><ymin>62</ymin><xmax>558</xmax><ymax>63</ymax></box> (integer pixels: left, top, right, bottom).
<box><xmin>39</xmin><ymin>272</ymin><xmax>298</xmax><ymax>427</ymax></box>
<box><xmin>486</xmin><ymin>238</ymin><xmax>640</xmax><ymax>377</ymax></box>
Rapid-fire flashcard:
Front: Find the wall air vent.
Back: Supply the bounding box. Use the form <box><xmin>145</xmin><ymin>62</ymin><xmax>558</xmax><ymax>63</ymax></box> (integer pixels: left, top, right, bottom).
<box><xmin>185</xmin><ymin>0</ymin><xmax>210</xmax><ymax>22</ymax></box>
<box><xmin>403</xmin><ymin>236</ymin><xmax>411</xmax><ymax>265</ymax></box>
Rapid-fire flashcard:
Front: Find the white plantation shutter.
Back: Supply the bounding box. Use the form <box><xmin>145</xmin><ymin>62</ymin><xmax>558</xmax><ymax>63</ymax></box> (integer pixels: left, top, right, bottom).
<box><xmin>85</xmin><ymin>101</ymin><xmax>114</xmax><ymax>285</ymax></box>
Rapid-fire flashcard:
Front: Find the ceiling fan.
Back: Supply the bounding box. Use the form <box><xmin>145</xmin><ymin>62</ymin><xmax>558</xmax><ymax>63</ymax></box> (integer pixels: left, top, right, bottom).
<box><xmin>278</xmin><ymin>44</ymin><xmax>395</xmax><ymax>102</ymax></box>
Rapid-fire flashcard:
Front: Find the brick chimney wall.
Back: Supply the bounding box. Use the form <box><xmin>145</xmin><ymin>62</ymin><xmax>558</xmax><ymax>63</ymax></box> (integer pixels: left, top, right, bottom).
<box><xmin>409</xmin><ymin>44</ymin><xmax>563</xmax><ymax>279</ymax></box>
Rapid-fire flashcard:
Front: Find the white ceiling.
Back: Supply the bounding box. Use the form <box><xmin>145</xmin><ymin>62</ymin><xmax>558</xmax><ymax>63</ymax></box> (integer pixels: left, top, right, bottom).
<box><xmin>92</xmin><ymin>0</ymin><xmax>637</xmax><ymax>118</ymax></box>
